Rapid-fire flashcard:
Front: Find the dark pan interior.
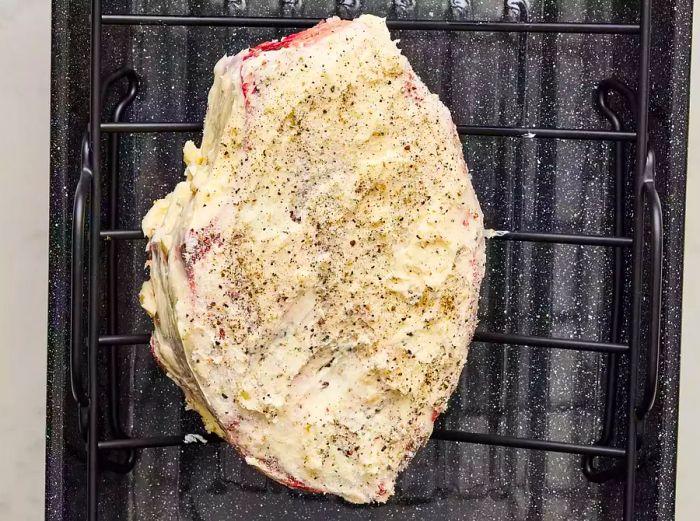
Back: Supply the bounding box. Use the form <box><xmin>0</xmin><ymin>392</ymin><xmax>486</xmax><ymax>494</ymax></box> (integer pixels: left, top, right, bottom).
<box><xmin>47</xmin><ymin>1</ymin><xmax>691</xmax><ymax>519</ymax></box>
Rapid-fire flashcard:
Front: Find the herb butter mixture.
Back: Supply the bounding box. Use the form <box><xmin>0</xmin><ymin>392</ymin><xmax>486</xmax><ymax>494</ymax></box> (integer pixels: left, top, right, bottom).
<box><xmin>140</xmin><ymin>15</ymin><xmax>485</xmax><ymax>504</ymax></box>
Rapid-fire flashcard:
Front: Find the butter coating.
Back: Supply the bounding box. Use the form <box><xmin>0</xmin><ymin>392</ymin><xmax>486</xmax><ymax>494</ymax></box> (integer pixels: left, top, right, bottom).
<box><xmin>140</xmin><ymin>15</ymin><xmax>485</xmax><ymax>503</ymax></box>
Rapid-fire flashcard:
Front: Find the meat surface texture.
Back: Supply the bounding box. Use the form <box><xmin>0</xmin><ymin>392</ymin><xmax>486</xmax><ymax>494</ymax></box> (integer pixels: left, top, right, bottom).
<box><xmin>139</xmin><ymin>15</ymin><xmax>485</xmax><ymax>504</ymax></box>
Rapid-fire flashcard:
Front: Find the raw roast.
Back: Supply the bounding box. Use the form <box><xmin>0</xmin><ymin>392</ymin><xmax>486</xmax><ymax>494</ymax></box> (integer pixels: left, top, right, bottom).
<box><xmin>139</xmin><ymin>14</ymin><xmax>485</xmax><ymax>504</ymax></box>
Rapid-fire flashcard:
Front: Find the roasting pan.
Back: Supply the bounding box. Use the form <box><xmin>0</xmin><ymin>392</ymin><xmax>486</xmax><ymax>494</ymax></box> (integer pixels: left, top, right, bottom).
<box><xmin>47</xmin><ymin>0</ymin><xmax>692</xmax><ymax>519</ymax></box>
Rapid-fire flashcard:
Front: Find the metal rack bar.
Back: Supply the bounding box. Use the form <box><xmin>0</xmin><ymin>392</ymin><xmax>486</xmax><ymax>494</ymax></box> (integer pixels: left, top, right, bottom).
<box><xmin>101</xmin><ymin>122</ymin><xmax>200</xmax><ymax>133</ymax></box>
<box><xmin>431</xmin><ymin>431</ymin><xmax>625</xmax><ymax>457</ymax></box>
<box><xmin>100</xmin><ymin>228</ymin><xmax>632</xmax><ymax>247</ymax></box>
<box><xmin>97</xmin><ymin>431</ymin><xmax>625</xmax><ymax>458</ymax></box>
<box><xmin>458</xmin><ymin>126</ymin><xmax>635</xmax><ymax>141</ymax></box>
<box><xmin>87</xmin><ymin>0</ymin><xmax>102</xmax><ymax>517</ymax></box>
<box><xmin>625</xmin><ymin>0</ymin><xmax>653</xmax><ymax>518</ymax></box>
<box><xmin>98</xmin><ymin>435</ymin><xmax>219</xmax><ymax>450</ymax></box>
<box><xmin>102</xmin><ymin>15</ymin><xmax>640</xmax><ymax>34</ymax></box>
<box><xmin>99</xmin><ymin>334</ymin><xmax>150</xmax><ymax>346</ymax></box>
<box><xmin>473</xmin><ymin>332</ymin><xmax>628</xmax><ymax>354</ymax></box>
<box><xmin>491</xmin><ymin>231</ymin><xmax>632</xmax><ymax>247</ymax></box>
<box><xmin>98</xmin><ymin>331</ymin><xmax>628</xmax><ymax>353</ymax></box>
<box><xmin>100</xmin><ymin>229</ymin><xmax>143</xmax><ymax>240</ymax></box>
<box><xmin>100</xmin><ymin>121</ymin><xmax>636</xmax><ymax>141</ymax></box>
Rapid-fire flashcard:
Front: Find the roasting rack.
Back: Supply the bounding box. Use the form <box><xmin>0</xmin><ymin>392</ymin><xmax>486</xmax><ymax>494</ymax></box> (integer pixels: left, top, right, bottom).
<box><xmin>71</xmin><ymin>1</ymin><xmax>663</xmax><ymax>519</ymax></box>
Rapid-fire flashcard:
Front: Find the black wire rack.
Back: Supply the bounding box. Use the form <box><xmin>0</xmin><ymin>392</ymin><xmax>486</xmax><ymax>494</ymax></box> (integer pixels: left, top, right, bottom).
<box><xmin>71</xmin><ymin>1</ymin><xmax>663</xmax><ymax>519</ymax></box>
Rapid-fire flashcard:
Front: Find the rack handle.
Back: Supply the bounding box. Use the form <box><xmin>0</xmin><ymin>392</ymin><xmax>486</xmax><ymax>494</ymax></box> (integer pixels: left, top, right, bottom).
<box><xmin>637</xmin><ymin>150</ymin><xmax>663</xmax><ymax>419</ymax></box>
<box><xmin>70</xmin><ymin>150</ymin><xmax>92</xmax><ymax>408</ymax></box>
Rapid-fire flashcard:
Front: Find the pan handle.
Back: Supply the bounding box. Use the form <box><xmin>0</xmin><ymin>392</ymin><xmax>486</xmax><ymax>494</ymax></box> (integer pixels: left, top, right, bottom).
<box><xmin>70</xmin><ymin>159</ymin><xmax>92</xmax><ymax>408</ymax></box>
<box><xmin>636</xmin><ymin>150</ymin><xmax>663</xmax><ymax>419</ymax></box>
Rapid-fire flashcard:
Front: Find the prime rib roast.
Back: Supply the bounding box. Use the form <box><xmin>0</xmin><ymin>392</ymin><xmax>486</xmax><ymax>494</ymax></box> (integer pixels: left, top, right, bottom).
<box><xmin>139</xmin><ymin>15</ymin><xmax>485</xmax><ymax>503</ymax></box>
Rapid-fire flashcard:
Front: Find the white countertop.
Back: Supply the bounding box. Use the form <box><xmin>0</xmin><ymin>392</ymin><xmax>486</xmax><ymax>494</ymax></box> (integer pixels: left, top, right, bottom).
<box><xmin>0</xmin><ymin>1</ymin><xmax>51</xmax><ymax>520</ymax></box>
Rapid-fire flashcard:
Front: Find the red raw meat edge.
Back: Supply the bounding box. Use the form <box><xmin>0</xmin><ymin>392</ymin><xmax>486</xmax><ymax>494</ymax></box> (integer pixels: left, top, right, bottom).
<box><xmin>240</xmin><ymin>18</ymin><xmax>352</xmax><ymax>100</ymax></box>
<box><xmin>282</xmin><ymin>476</ymin><xmax>324</xmax><ymax>494</ymax></box>
<box><xmin>242</xmin><ymin>18</ymin><xmax>352</xmax><ymax>62</ymax></box>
